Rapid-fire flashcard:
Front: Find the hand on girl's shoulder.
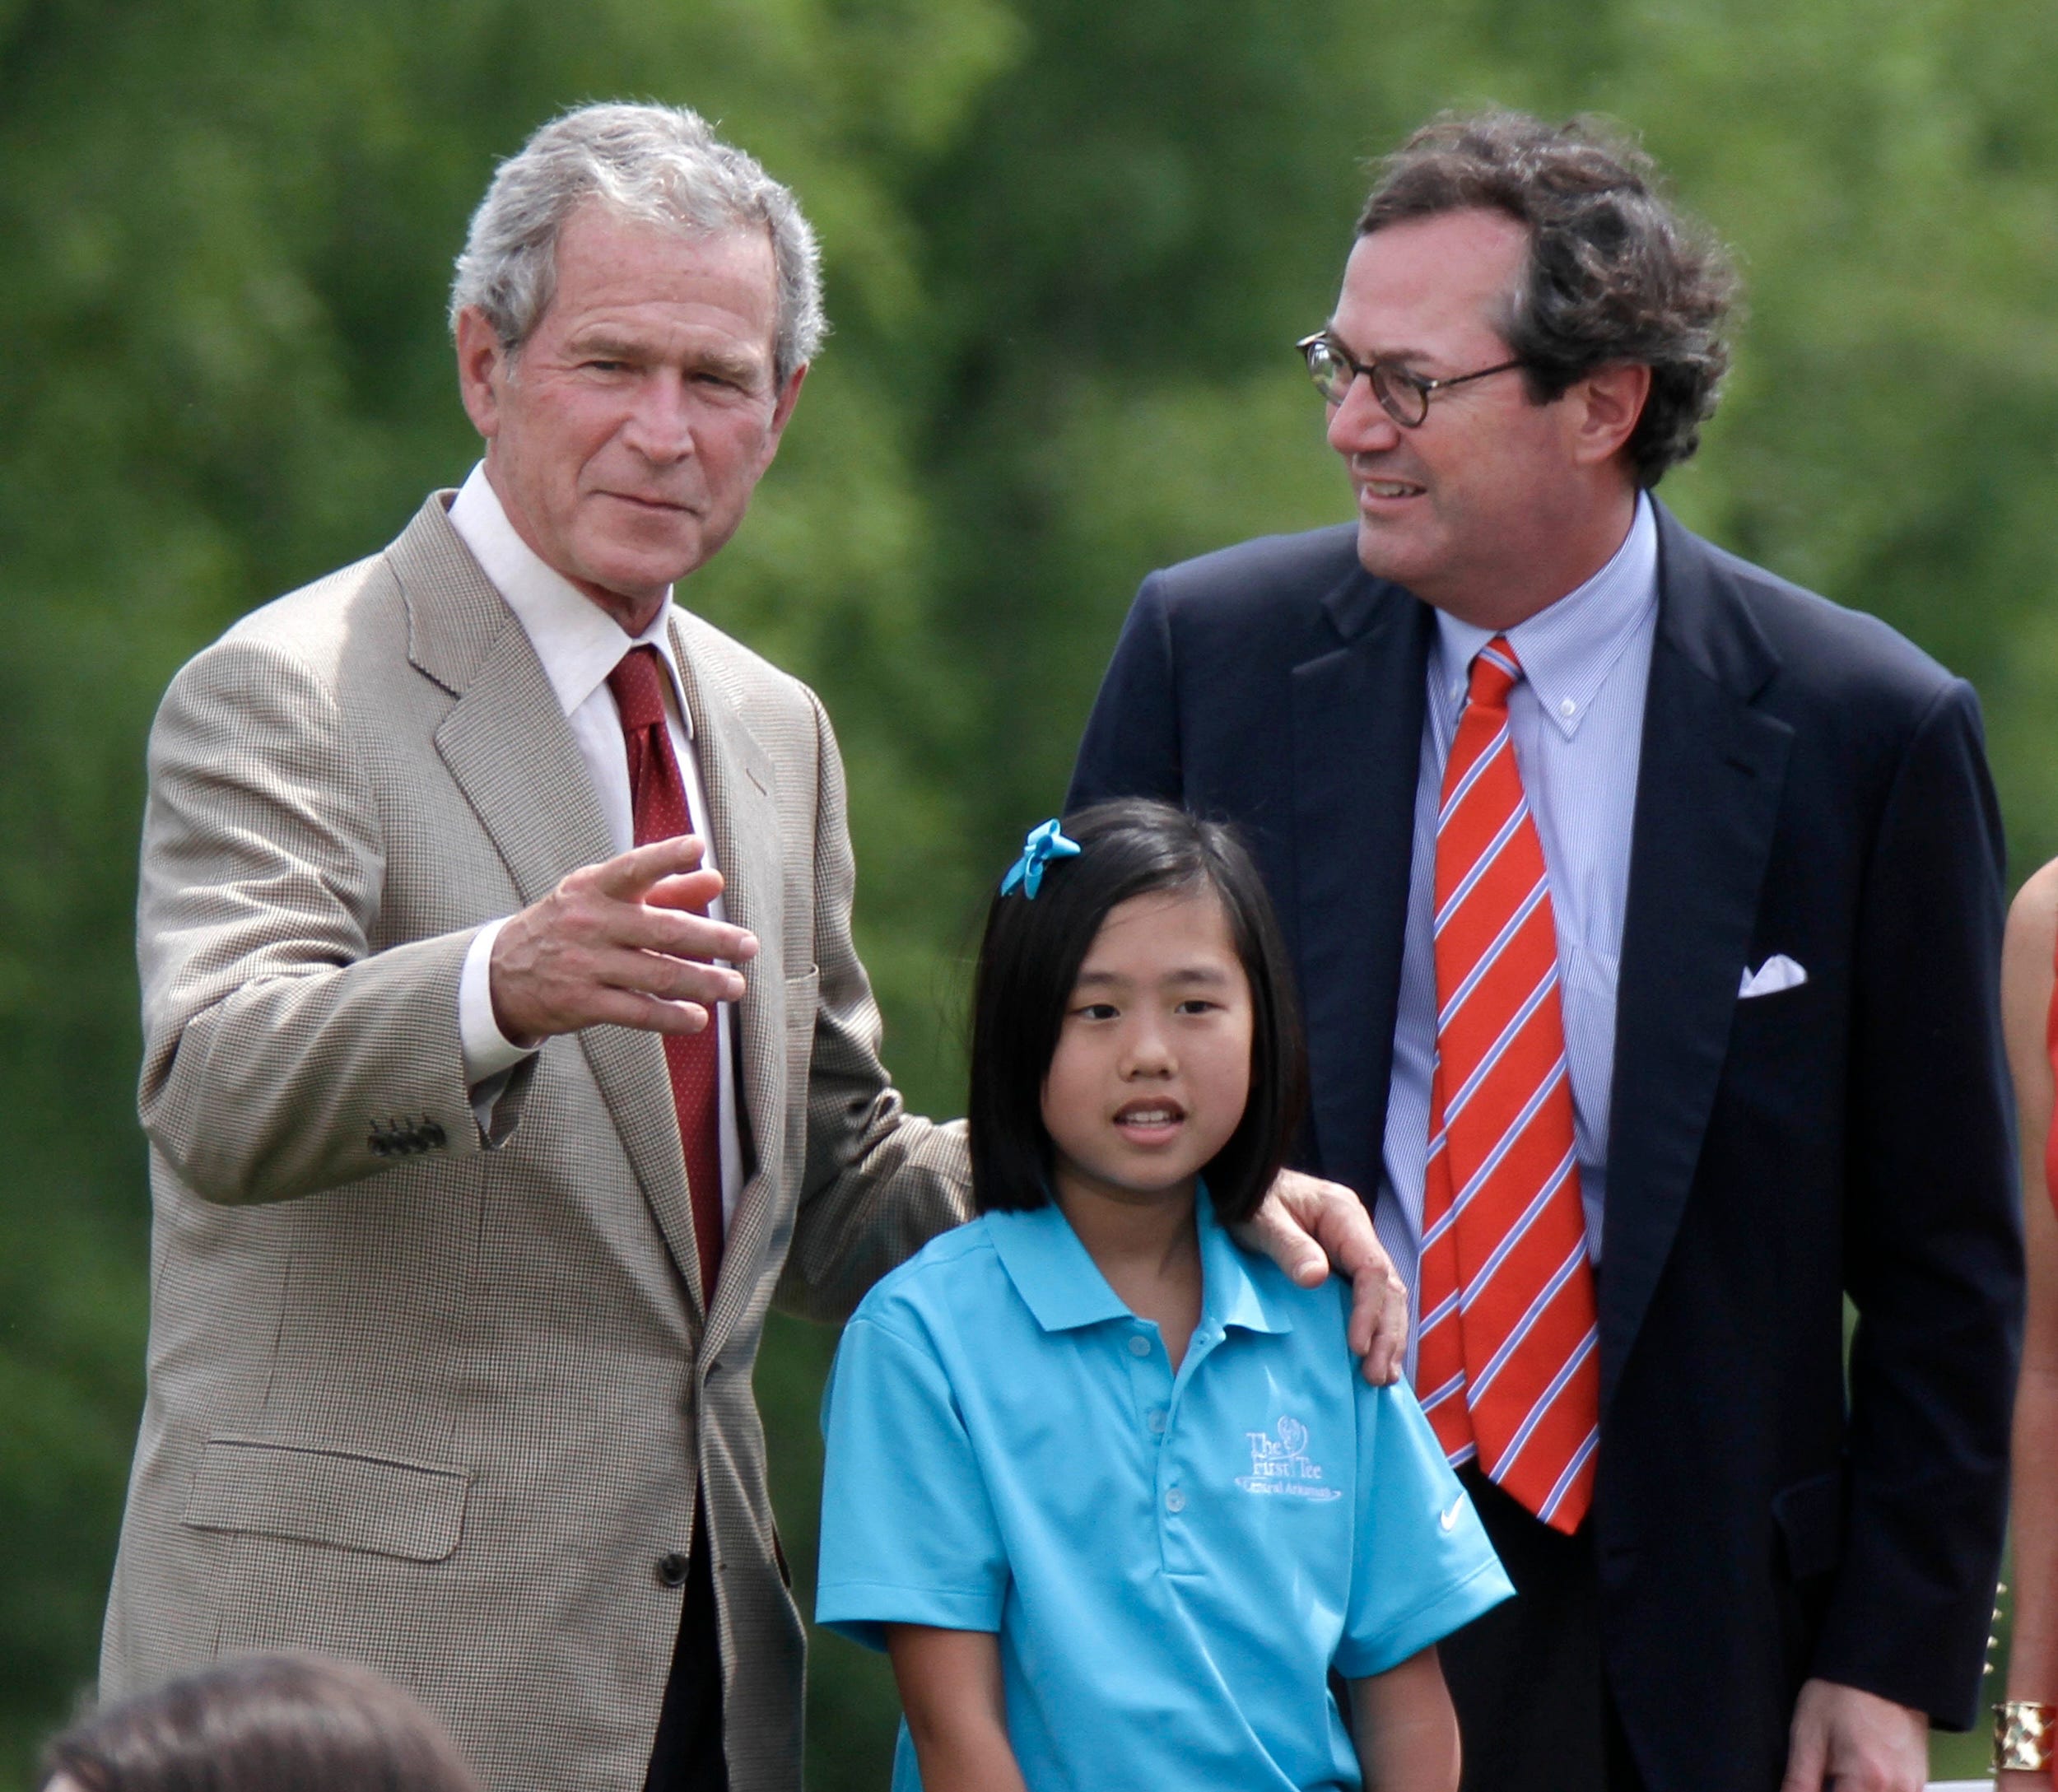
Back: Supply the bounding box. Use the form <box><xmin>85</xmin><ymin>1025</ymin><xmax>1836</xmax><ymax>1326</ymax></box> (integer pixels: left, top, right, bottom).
<box><xmin>1227</xmin><ymin>1225</ymin><xmax>1367</xmax><ymax>1330</ymax></box>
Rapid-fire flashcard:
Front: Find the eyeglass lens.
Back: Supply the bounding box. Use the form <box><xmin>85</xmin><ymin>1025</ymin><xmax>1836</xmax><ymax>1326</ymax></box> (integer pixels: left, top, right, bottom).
<box><xmin>1303</xmin><ymin>339</ymin><xmax>1427</xmax><ymax>427</ymax></box>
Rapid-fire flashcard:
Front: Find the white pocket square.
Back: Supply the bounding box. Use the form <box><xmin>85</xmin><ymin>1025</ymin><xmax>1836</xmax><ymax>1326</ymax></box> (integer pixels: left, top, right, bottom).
<box><xmin>1739</xmin><ymin>954</ymin><xmax>1808</xmax><ymax>998</ymax></box>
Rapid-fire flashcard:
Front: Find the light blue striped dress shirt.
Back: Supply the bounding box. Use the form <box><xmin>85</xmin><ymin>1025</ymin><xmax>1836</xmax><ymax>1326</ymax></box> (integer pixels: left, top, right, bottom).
<box><xmin>1376</xmin><ymin>494</ymin><xmax>1660</xmax><ymax>1379</ymax></box>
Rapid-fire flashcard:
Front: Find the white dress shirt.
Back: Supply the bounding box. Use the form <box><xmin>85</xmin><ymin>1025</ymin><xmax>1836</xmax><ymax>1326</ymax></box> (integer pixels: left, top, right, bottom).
<box><xmin>1378</xmin><ymin>492</ymin><xmax>1660</xmax><ymax>1370</ymax></box>
<box><xmin>448</xmin><ymin>463</ymin><xmax>744</xmax><ymax>1226</ymax></box>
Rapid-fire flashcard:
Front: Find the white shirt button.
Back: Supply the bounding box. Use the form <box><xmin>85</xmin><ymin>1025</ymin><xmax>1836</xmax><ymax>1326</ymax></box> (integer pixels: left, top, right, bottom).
<box><xmin>1559</xmin><ymin>696</ymin><xmax>1577</xmax><ymax>718</ymax></box>
<box><xmin>1127</xmin><ymin>1334</ymin><xmax>1151</xmax><ymax>1357</ymax></box>
<box><xmin>1165</xmin><ymin>1487</ymin><xmax>1186</xmax><ymax>1513</ymax></box>
<box><xmin>1146</xmin><ymin>1408</ymin><xmax>1168</xmax><ymax>1435</ymax></box>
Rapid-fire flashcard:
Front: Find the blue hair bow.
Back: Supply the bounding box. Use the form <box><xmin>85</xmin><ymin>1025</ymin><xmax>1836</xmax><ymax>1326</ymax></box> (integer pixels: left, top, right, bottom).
<box><xmin>1000</xmin><ymin>819</ymin><xmax>1082</xmax><ymax>899</ymax></box>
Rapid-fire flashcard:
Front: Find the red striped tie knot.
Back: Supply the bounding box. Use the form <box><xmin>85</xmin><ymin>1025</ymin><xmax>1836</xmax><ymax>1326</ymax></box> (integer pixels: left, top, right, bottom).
<box><xmin>1467</xmin><ymin>638</ymin><xmax>1522</xmax><ymax>710</ymax></box>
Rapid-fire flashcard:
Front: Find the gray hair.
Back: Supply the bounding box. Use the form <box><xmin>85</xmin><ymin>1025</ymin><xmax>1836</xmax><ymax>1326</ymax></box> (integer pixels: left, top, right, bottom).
<box><xmin>449</xmin><ymin>102</ymin><xmax>825</xmax><ymax>387</ymax></box>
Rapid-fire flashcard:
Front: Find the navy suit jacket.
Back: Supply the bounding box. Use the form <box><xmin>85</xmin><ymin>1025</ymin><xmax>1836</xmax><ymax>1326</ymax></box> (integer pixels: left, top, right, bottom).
<box><xmin>1069</xmin><ymin>505</ymin><xmax>2023</xmax><ymax>1790</ymax></box>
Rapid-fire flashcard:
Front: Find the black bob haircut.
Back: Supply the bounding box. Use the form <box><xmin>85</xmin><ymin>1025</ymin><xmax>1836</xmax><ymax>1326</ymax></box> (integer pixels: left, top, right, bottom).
<box><xmin>968</xmin><ymin>798</ymin><xmax>1307</xmax><ymax>1226</ymax></box>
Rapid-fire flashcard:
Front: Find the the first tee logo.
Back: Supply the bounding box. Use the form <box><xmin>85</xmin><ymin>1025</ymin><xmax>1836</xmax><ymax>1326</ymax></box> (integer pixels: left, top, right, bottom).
<box><xmin>1236</xmin><ymin>1415</ymin><xmax>1342</xmax><ymax>1501</ymax></box>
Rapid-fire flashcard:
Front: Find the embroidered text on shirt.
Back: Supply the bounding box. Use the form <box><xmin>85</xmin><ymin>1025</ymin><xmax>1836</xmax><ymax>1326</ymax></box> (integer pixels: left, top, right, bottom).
<box><xmin>1236</xmin><ymin>1415</ymin><xmax>1343</xmax><ymax>1501</ymax></box>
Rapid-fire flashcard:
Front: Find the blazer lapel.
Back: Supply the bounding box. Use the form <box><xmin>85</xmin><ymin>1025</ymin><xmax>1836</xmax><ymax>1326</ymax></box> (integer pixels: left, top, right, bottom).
<box><xmin>398</xmin><ymin>498</ymin><xmax>703</xmax><ymax>1301</ymax></box>
<box><xmin>1600</xmin><ymin>509</ymin><xmax>1793</xmax><ymax>1411</ymax></box>
<box><xmin>1288</xmin><ymin>574</ymin><xmax>1433</xmax><ymax>1202</ymax></box>
<box><xmin>406</xmin><ymin>527</ymin><xmax>614</xmax><ymax>908</ymax></box>
<box><xmin>668</xmin><ymin>613</ymin><xmax>785</xmax><ymax>1356</ymax></box>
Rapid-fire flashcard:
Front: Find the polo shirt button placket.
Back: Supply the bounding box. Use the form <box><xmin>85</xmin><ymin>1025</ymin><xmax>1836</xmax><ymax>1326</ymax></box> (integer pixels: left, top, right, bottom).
<box><xmin>1120</xmin><ymin>1320</ymin><xmax>1184</xmax><ymax>1570</ymax></box>
<box><xmin>1157</xmin><ymin>1431</ymin><xmax>1199</xmax><ymax>1571</ymax></box>
<box><xmin>1122</xmin><ymin>1329</ymin><xmax>1164</xmax><ymax>1433</ymax></box>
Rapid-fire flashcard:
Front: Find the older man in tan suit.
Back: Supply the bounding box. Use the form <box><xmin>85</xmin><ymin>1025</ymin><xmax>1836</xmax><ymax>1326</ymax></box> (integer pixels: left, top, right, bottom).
<box><xmin>99</xmin><ymin>103</ymin><xmax>1400</xmax><ymax>1792</ymax></box>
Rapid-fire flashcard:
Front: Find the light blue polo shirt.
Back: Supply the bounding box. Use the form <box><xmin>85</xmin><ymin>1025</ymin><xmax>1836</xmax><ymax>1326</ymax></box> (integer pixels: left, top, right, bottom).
<box><xmin>817</xmin><ymin>1193</ymin><xmax>1512</xmax><ymax>1791</ymax></box>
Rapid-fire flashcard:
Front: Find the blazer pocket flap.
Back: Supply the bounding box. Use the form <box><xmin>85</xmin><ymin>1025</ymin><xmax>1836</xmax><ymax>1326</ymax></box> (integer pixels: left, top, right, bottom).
<box><xmin>1771</xmin><ymin>1467</ymin><xmax>1845</xmax><ymax>1580</ymax></box>
<box><xmin>184</xmin><ymin>1438</ymin><xmax>471</xmax><ymax>1563</ymax></box>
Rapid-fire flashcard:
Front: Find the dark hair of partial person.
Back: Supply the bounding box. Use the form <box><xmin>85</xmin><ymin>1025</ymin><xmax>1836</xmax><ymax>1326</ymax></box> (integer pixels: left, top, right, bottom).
<box><xmin>968</xmin><ymin>799</ymin><xmax>1306</xmax><ymax>1226</ymax></box>
<box><xmin>1358</xmin><ymin>107</ymin><xmax>1738</xmax><ymax>486</ymax></box>
<box><xmin>37</xmin><ymin>1652</ymin><xmax>483</xmax><ymax>1792</ymax></box>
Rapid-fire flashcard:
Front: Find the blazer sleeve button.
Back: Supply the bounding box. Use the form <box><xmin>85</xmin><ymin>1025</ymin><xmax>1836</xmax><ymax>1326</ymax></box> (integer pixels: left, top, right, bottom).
<box><xmin>654</xmin><ymin>1552</ymin><xmax>691</xmax><ymax>1589</ymax></box>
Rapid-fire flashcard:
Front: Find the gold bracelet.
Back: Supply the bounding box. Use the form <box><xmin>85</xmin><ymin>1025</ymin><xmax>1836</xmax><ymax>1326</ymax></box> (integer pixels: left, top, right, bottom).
<box><xmin>1995</xmin><ymin>1701</ymin><xmax>2058</xmax><ymax>1772</ymax></box>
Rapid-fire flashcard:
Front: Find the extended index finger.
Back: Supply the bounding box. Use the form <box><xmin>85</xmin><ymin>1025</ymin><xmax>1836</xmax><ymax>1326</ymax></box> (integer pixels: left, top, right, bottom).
<box><xmin>587</xmin><ymin>835</ymin><xmax>710</xmax><ymax>900</ymax></box>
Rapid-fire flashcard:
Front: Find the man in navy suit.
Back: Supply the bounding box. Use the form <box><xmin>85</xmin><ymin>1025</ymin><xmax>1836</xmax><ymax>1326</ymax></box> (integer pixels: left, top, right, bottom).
<box><xmin>1070</xmin><ymin>111</ymin><xmax>2021</xmax><ymax>1792</ymax></box>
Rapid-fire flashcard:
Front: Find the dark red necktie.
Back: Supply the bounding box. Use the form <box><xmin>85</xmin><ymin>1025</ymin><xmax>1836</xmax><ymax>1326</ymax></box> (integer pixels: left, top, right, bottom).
<box><xmin>608</xmin><ymin>645</ymin><xmax>724</xmax><ymax>1304</ymax></box>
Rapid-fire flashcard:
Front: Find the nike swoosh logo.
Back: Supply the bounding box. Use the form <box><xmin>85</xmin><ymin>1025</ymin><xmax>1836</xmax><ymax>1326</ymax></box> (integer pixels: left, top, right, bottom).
<box><xmin>1439</xmin><ymin>1498</ymin><xmax>1462</xmax><ymax>1532</ymax></box>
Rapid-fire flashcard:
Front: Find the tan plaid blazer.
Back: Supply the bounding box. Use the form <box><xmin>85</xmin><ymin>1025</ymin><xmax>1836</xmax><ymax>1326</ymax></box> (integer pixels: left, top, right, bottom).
<box><xmin>100</xmin><ymin>496</ymin><xmax>971</xmax><ymax>1790</ymax></box>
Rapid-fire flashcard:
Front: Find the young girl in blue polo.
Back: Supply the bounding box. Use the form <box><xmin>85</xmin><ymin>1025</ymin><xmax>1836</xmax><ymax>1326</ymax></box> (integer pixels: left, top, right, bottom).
<box><xmin>817</xmin><ymin>800</ymin><xmax>1511</xmax><ymax>1791</ymax></box>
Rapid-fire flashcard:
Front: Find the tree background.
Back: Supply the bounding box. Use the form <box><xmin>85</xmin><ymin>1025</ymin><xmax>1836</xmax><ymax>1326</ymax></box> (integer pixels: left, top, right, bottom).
<box><xmin>3</xmin><ymin>0</ymin><xmax>2055</xmax><ymax>1782</ymax></box>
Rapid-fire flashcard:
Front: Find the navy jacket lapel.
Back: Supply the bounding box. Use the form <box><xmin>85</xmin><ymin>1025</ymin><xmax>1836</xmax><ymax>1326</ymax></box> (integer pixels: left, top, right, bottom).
<box><xmin>1600</xmin><ymin>509</ymin><xmax>1793</xmax><ymax>1410</ymax></box>
<box><xmin>1289</xmin><ymin>575</ymin><xmax>1432</xmax><ymax>1201</ymax></box>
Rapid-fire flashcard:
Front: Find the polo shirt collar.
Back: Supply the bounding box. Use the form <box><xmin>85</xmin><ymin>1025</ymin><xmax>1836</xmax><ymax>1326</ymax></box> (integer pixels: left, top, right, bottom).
<box><xmin>985</xmin><ymin>1204</ymin><xmax>1131</xmax><ymax>1333</ymax></box>
<box><xmin>1432</xmin><ymin>488</ymin><xmax>1657</xmax><ymax>741</ymax></box>
<box><xmin>446</xmin><ymin>462</ymin><xmax>693</xmax><ymax>735</ymax></box>
<box><xmin>985</xmin><ymin>1190</ymin><xmax>1294</xmax><ymax>1337</ymax></box>
<box><xmin>1196</xmin><ymin>1194</ymin><xmax>1295</xmax><ymax>1337</ymax></box>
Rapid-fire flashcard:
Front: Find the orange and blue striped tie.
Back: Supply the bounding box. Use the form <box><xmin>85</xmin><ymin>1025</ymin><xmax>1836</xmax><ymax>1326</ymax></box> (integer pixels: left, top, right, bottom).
<box><xmin>1415</xmin><ymin>637</ymin><xmax>1600</xmax><ymax>1534</ymax></box>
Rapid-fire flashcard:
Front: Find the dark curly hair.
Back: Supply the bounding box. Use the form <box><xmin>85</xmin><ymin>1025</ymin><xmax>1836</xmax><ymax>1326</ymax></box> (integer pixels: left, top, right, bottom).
<box><xmin>1358</xmin><ymin>109</ymin><xmax>1737</xmax><ymax>486</ymax></box>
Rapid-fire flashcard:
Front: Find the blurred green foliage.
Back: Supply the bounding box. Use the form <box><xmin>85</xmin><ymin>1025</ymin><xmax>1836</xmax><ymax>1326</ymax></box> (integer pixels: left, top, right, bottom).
<box><xmin>3</xmin><ymin>0</ymin><xmax>2054</xmax><ymax>1783</ymax></box>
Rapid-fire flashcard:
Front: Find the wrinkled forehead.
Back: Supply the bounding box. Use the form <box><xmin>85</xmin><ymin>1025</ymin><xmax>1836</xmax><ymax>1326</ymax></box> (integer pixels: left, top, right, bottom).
<box><xmin>536</xmin><ymin>203</ymin><xmax>781</xmax><ymax>348</ymax></box>
<box><xmin>553</xmin><ymin>199</ymin><xmax>777</xmax><ymax>290</ymax></box>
